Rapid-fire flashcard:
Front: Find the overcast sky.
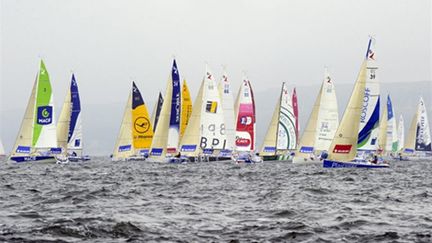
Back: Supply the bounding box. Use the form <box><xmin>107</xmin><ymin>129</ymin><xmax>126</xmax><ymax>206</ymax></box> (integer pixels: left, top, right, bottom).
<box><xmin>0</xmin><ymin>0</ymin><xmax>431</xmax><ymax>153</ymax></box>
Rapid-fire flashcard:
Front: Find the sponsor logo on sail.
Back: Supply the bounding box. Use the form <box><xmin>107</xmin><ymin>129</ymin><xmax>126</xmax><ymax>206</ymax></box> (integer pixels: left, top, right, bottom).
<box><xmin>333</xmin><ymin>144</ymin><xmax>352</xmax><ymax>154</ymax></box>
<box><xmin>236</xmin><ymin>137</ymin><xmax>250</xmax><ymax>147</ymax></box>
<box><xmin>134</xmin><ymin>117</ymin><xmax>150</xmax><ymax>133</ymax></box>
<box><xmin>37</xmin><ymin>106</ymin><xmax>53</xmax><ymax>125</ymax></box>
<box><xmin>205</xmin><ymin>101</ymin><xmax>218</xmax><ymax>113</ymax></box>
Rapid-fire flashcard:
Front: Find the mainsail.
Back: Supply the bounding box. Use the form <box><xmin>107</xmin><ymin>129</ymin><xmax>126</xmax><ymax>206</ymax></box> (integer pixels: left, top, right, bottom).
<box><xmin>180</xmin><ymin>79</ymin><xmax>192</xmax><ymax>139</ymax></box>
<box><xmin>57</xmin><ymin>74</ymin><xmax>83</xmax><ymax>156</ymax></box>
<box><xmin>234</xmin><ymin>76</ymin><xmax>256</xmax><ymax>152</ymax></box>
<box><xmin>358</xmin><ymin>38</ymin><xmax>380</xmax><ymax>151</ymax></box>
<box><xmin>151</xmin><ymin>60</ymin><xmax>181</xmax><ymax>158</ymax></box>
<box><xmin>10</xmin><ymin>60</ymin><xmax>57</xmax><ymax>158</ymax></box>
<box><xmin>415</xmin><ymin>97</ymin><xmax>431</xmax><ymax>151</ymax></box>
<box><xmin>295</xmin><ymin>69</ymin><xmax>339</xmax><ymax>158</ymax></box>
<box><xmin>113</xmin><ymin>82</ymin><xmax>153</xmax><ymax>160</ymax></box>
<box><xmin>0</xmin><ymin>137</ymin><xmax>5</xmax><ymax>157</ymax></box>
<box><xmin>261</xmin><ymin>82</ymin><xmax>297</xmax><ymax>155</ymax></box>
<box><xmin>180</xmin><ymin>66</ymin><xmax>227</xmax><ymax>156</ymax></box>
<box><xmin>292</xmin><ymin>87</ymin><xmax>299</xmax><ymax>144</ymax></box>
<box><xmin>328</xmin><ymin>57</ymin><xmax>368</xmax><ymax>161</ymax></box>
<box><xmin>218</xmin><ymin>70</ymin><xmax>235</xmax><ymax>151</ymax></box>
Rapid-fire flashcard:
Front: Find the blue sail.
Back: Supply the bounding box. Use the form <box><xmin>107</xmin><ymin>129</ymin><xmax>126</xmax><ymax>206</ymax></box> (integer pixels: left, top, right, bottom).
<box><xmin>68</xmin><ymin>74</ymin><xmax>81</xmax><ymax>145</ymax></box>
<box><xmin>169</xmin><ymin>60</ymin><xmax>181</xmax><ymax>136</ymax></box>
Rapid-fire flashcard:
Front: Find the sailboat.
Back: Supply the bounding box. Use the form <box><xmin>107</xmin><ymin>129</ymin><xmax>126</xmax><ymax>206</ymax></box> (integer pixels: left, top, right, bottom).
<box><xmin>150</xmin><ymin>92</ymin><xmax>164</xmax><ymax>132</ymax></box>
<box><xmin>260</xmin><ymin>82</ymin><xmax>298</xmax><ymax>162</ymax></box>
<box><xmin>292</xmin><ymin>69</ymin><xmax>339</xmax><ymax>164</ymax></box>
<box><xmin>377</xmin><ymin>95</ymin><xmax>398</xmax><ymax>157</ymax></box>
<box><xmin>403</xmin><ymin>97</ymin><xmax>431</xmax><ymax>158</ymax></box>
<box><xmin>9</xmin><ymin>60</ymin><xmax>59</xmax><ymax>163</ymax></box>
<box><xmin>149</xmin><ymin>59</ymin><xmax>181</xmax><ymax>161</ymax></box>
<box><xmin>180</xmin><ymin>79</ymin><xmax>192</xmax><ymax>139</ymax></box>
<box><xmin>112</xmin><ymin>82</ymin><xmax>153</xmax><ymax>161</ymax></box>
<box><xmin>323</xmin><ymin>38</ymin><xmax>389</xmax><ymax>168</ymax></box>
<box><xmin>178</xmin><ymin>66</ymin><xmax>228</xmax><ymax>162</ymax></box>
<box><xmin>218</xmin><ymin>69</ymin><xmax>236</xmax><ymax>155</ymax></box>
<box><xmin>233</xmin><ymin>75</ymin><xmax>261</xmax><ymax>163</ymax></box>
<box><xmin>357</xmin><ymin>39</ymin><xmax>380</xmax><ymax>155</ymax></box>
<box><xmin>56</xmin><ymin>74</ymin><xmax>90</xmax><ymax>162</ymax></box>
<box><xmin>0</xmin><ymin>137</ymin><xmax>5</xmax><ymax>160</ymax></box>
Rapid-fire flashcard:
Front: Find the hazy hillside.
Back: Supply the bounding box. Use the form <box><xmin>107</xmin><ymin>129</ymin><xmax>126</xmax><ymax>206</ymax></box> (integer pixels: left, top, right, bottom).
<box><xmin>1</xmin><ymin>81</ymin><xmax>431</xmax><ymax>155</ymax></box>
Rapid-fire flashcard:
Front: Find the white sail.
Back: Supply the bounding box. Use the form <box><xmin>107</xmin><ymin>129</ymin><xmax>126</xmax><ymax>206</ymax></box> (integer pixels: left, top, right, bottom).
<box><xmin>397</xmin><ymin>115</ymin><xmax>404</xmax><ymax>152</ymax></box>
<box><xmin>358</xmin><ymin>38</ymin><xmax>380</xmax><ymax>151</ymax></box>
<box><xmin>415</xmin><ymin>97</ymin><xmax>432</xmax><ymax>151</ymax></box>
<box><xmin>200</xmin><ymin>66</ymin><xmax>227</xmax><ymax>151</ymax></box>
<box><xmin>57</xmin><ymin>87</ymin><xmax>72</xmax><ymax>155</ymax></box>
<box><xmin>218</xmin><ymin>70</ymin><xmax>235</xmax><ymax>151</ymax></box>
<box><xmin>314</xmin><ymin>69</ymin><xmax>339</xmax><ymax>151</ymax></box>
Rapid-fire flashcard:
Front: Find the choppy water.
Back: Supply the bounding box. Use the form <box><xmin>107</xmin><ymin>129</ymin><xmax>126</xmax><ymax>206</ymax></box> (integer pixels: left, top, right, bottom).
<box><xmin>0</xmin><ymin>158</ymin><xmax>431</xmax><ymax>242</ymax></box>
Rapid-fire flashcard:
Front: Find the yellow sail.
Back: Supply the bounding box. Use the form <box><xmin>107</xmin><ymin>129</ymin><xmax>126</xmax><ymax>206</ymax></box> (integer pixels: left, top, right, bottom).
<box><xmin>295</xmin><ymin>85</ymin><xmax>323</xmax><ymax>158</ymax></box>
<box><xmin>260</xmin><ymin>92</ymin><xmax>281</xmax><ymax>156</ymax></box>
<box><xmin>112</xmin><ymin>91</ymin><xmax>134</xmax><ymax>160</ymax></box>
<box><xmin>180</xmin><ymin>79</ymin><xmax>193</xmax><ymax>139</ymax></box>
<box><xmin>404</xmin><ymin>111</ymin><xmax>417</xmax><ymax>152</ymax></box>
<box><xmin>132</xmin><ymin>82</ymin><xmax>153</xmax><ymax>150</ymax></box>
<box><xmin>57</xmin><ymin>89</ymin><xmax>71</xmax><ymax>155</ymax></box>
<box><xmin>328</xmin><ymin>61</ymin><xmax>367</xmax><ymax>161</ymax></box>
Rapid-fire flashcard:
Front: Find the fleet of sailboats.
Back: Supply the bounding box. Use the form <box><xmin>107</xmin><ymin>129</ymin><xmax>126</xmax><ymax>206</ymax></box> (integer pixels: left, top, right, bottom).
<box><xmin>3</xmin><ymin>39</ymin><xmax>431</xmax><ymax>166</ymax></box>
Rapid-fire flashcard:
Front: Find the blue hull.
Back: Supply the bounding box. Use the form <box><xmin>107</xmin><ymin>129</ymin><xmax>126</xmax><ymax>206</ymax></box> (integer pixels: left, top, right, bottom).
<box><xmin>323</xmin><ymin>159</ymin><xmax>389</xmax><ymax>168</ymax></box>
<box><xmin>10</xmin><ymin>156</ymin><xmax>55</xmax><ymax>163</ymax></box>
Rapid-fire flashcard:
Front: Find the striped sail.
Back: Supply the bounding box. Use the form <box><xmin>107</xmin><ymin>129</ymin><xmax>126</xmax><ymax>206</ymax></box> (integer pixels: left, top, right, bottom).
<box><xmin>415</xmin><ymin>97</ymin><xmax>431</xmax><ymax>151</ymax></box>
<box><xmin>358</xmin><ymin>38</ymin><xmax>380</xmax><ymax>151</ymax></box>
<box><xmin>57</xmin><ymin>74</ymin><xmax>83</xmax><ymax>156</ymax></box>
<box><xmin>218</xmin><ymin>70</ymin><xmax>235</xmax><ymax>151</ymax></box>
<box><xmin>180</xmin><ymin>80</ymin><xmax>192</xmax><ymax>139</ymax></box>
<box><xmin>397</xmin><ymin>115</ymin><xmax>404</xmax><ymax>152</ymax></box>
<box><xmin>10</xmin><ymin>60</ymin><xmax>57</xmax><ymax>158</ymax></box>
<box><xmin>328</xmin><ymin>60</ymin><xmax>367</xmax><ymax>161</ymax></box>
<box><xmin>151</xmin><ymin>60</ymin><xmax>181</xmax><ymax>158</ymax></box>
<box><xmin>277</xmin><ymin>83</ymin><xmax>297</xmax><ymax>150</ymax></box>
<box><xmin>234</xmin><ymin>76</ymin><xmax>256</xmax><ymax>152</ymax></box>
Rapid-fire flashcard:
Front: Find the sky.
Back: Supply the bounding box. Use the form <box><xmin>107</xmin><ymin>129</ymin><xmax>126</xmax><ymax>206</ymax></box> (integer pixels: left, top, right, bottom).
<box><xmin>0</xmin><ymin>0</ymin><xmax>431</xmax><ymax>154</ymax></box>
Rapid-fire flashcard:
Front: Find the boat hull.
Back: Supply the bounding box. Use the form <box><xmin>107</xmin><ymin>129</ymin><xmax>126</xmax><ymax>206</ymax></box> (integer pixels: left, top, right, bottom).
<box><xmin>68</xmin><ymin>155</ymin><xmax>91</xmax><ymax>162</ymax></box>
<box><xmin>10</xmin><ymin>156</ymin><xmax>56</xmax><ymax>163</ymax></box>
<box><xmin>323</xmin><ymin>159</ymin><xmax>389</xmax><ymax>168</ymax></box>
<box><xmin>262</xmin><ymin>155</ymin><xmax>292</xmax><ymax>162</ymax></box>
